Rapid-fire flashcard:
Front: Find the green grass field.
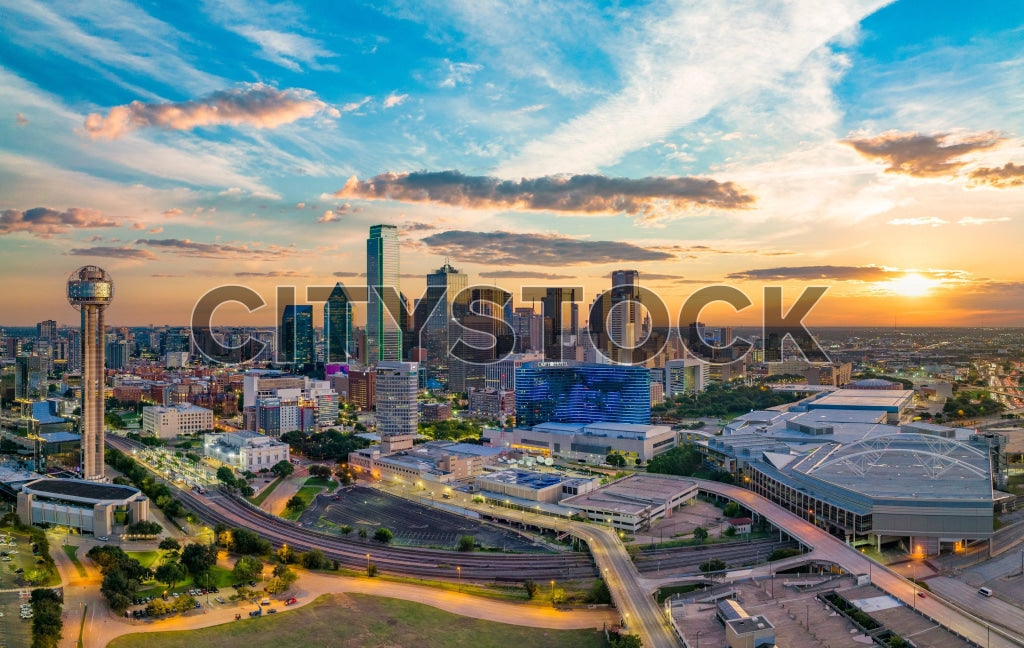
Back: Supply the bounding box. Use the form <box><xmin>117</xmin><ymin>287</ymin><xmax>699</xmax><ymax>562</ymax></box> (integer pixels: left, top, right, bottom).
<box><xmin>63</xmin><ymin>545</ymin><xmax>87</xmax><ymax>577</ymax></box>
<box><xmin>108</xmin><ymin>593</ymin><xmax>606</xmax><ymax>648</ymax></box>
<box><xmin>126</xmin><ymin>550</ymin><xmax>163</xmax><ymax>569</ymax></box>
<box><xmin>282</xmin><ymin>484</ymin><xmax>326</xmax><ymax>521</ymax></box>
<box><xmin>304</xmin><ymin>476</ymin><xmax>338</xmax><ymax>492</ymax></box>
<box><xmin>137</xmin><ymin>565</ymin><xmax>235</xmax><ymax>598</ymax></box>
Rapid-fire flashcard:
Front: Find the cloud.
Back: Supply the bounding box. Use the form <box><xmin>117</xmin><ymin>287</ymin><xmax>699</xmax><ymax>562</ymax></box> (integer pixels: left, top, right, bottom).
<box><xmin>233</xmin><ymin>26</ymin><xmax>336</xmax><ymax>72</ymax></box>
<box><xmin>341</xmin><ymin>97</ymin><xmax>371</xmax><ymax>112</ymax></box>
<box><xmin>843</xmin><ymin>130</ymin><xmax>1001</xmax><ymax>177</ymax></box>
<box><xmin>725</xmin><ymin>265</ymin><xmax>967</xmax><ymax>283</ymax></box>
<box><xmin>0</xmin><ymin>207</ymin><xmax>118</xmax><ymax>237</ymax></box>
<box><xmin>383</xmin><ymin>92</ymin><xmax>409</xmax><ymax>109</ymax></box>
<box><xmin>16</xmin><ymin>113</ymin><xmax>28</xmax><ymax>127</ymax></box>
<box><xmin>403</xmin><ymin>221</ymin><xmax>439</xmax><ymax>232</ymax></box>
<box><xmin>336</xmin><ymin>170</ymin><xmax>753</xmax><ymax>219</ymax></box>
<box><xmin>420</xmin><ymin>230</ymin><xmax>675</xmax><ymax>266</ymax></box>
<box><xmin>162</xmin><ymin>208</ymin><xmax>183</xmax><ymax>218</ymax></box>
<box><xmin>317</xmin><ymin>210</ymin><xmax>340</xmax><ymax>223</ymax></box>
<box><xmin>440</xmin><ymin>61</ymin><xmax>484</xmax><ymax>88</ymax></box>
<box><xmin>67</xmin><ymin>246</ymin><xmax>157</xmax><ymax>260</ymax></box>
<box><xmin>479</xmin><ymin>270</ymin><xmax>575</xmax><ymax>280</ymax></box>
<box><xmin>148</xmin><ymin>227</ymin><xmax>164</xmax><ymax>234</ymax></box>
<box><xmin>131</xmin><ymin>223</ymin><xmax>146</xmax><ymax>230</ymax></box>
<box><xmin>135</xmin><ymin>237</ymin><xmax>295</xmax><ymax>259</ymax></box>
<box><xmin>634</xmin><ymin>273</ymin><xmax>683</xmax><ymax>281</ymax></box>
<box><xmin>295</xmin><ymin>202</ymin><xmax>306</xmax><ymax>209</ymax></box>
<box><xmin>151</xmin><ymin>273</ymin><xmax>184</xmax><ymax>278</ymax></box>
<box><xmin>234</xmin><ymin>270</ymin><xmax>308</xmax><ymax>278</ymax></box>
<box><xmin>887</xmin><ymin>216</ymin><xmax>948</xmax><ymax>227</ymax></box>
<box><xmin>333</xmin><ymin>271</ymin><xmax>365</xmax><ymax>278</ymax></box>
<box><xmin>969</xmin><ymin>162</ymin><xmax>1024</xmax><ymax>188</ymax></box>
<box><xmin>957</xmin><ymin>216</ymin><xmax>1011</xmax><ymax>226</ymax></box>
<box><xmin>83</xmin><ymin>83</ymin><xmax>338</xmax><ymax>140</ymax></box>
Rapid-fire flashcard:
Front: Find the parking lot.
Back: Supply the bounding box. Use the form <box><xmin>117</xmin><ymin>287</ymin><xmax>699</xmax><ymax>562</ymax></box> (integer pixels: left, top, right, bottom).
<box><xmin>299</xmin><ymin>485</ymin><xmax>550</xmax><ymax>552</ymax></box>
<box><xmin>0</xmin><ymin>590</ymin><xmax>35</xmax><ymax>648</ymax></box>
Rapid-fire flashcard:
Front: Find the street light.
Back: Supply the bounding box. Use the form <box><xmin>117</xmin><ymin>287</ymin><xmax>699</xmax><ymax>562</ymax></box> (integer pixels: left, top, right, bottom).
<box><xmin>366</xmin><ymin>553</ymin><xmax>370</xmax><ymax>573</ymax></box>
<box><xmin>550</xmin><ymin>579</ymin><xmax>555</xmax><ymax>602</ymax></box>
<box><xmin>457</xmin><ymin>566</ymin><xmax>462</xmax><ymax>592</ymax></box>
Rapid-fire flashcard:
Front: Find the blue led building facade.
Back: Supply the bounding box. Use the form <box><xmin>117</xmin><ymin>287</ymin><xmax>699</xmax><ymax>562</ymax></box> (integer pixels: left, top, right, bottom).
<box><xmin>515</xmin><ymin>362</ymin><xmax>651</xmax><ymax>426</ymax></box>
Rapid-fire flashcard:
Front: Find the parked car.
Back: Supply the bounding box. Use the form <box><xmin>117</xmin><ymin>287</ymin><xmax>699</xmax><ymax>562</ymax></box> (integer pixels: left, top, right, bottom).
<box><xmin>285</xmin><ymin>597</ymin><xmax>297</xmax><ymax>606</ymax></box>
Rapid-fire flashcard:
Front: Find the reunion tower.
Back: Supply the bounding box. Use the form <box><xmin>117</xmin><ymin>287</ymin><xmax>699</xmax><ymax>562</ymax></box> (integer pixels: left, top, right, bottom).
<box><xmin>67</xmin><ymin>266</ymin><xmax>113</xmax><ymax>481</ymax></box>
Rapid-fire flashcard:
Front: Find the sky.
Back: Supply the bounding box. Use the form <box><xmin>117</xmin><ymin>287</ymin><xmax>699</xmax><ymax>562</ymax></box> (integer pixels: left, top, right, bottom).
<box><xmin>2</xmin><ymin>0</ymin><xmax>1024</xmax><ymax>329</ymax></box>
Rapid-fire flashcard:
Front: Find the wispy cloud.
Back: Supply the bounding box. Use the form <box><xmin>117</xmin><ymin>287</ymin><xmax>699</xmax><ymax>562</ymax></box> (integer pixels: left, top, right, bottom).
<box><xmin>0</xmin><ymin>207</ymin><xmax>118</xmax><ymax>237</ymax></box>
<box><xmin>969</xmin><ymin>162</ymin><xmax>1024</xmax><ymax>188</ymax></box>
<box><xmin>84</xmin><ymin>83</ymin><xmax>339</xmax><ymax>140</ymax></box>
<box><xmin>68</xmin><ymin>246</ymin><xmax>157</xmax><ymax>260</ymax></box>
<box><xmin>420</xmin><ymin>230</ymin><xmax>675</xmax><ymax>266</ymax></box>
<box><xmin>440</xmin><ymin>61</ymin><xmax>484</xmax><ymax>88</ymax></box>
<box><xmin>202</xmin><ymin>0</ymin><xmax>336</xmax><ymax>72</ymax></box>
<box><xmin>887</xmin><ymin>216</ymin><xmax>948</xmax><ymax>227</ymax></box>
<box><xmin>383</xmin><ymin>92</ymin><xmax>409</xmax><ymax>109</ymax></box>
<box><xmin>15</xmin><ymin>113</ymin><xmax>28</xmax><ymax>127</ymax></box>
<box><xmin>843</xmin><ymin>130</ymin><xmax>1001</xmax><ymax>177</ymax></box>
<box><xmin>234</xmin><ymin>269</ymin><xmax>308</xmax><ymax>278</ymax></box>
<box><xmin>958</xmin><ymin>216</ymin><xmax>1011</xmax><ymax>226</ymax></box>
<box><xmin>336</xmin><ymin>170</ymin><xmax>753</xmax><ymax>219</ymax></box>
<box><xmin>479</xmin><ymin>270</ymin><xmax>575</xmax><ymax>280</ymax></box>
<box><xmin>341</xmin><ymin>97</ymin><xmax>371</xmax><ymax>112</ymax></box>
<box><xmin>726</xmin><ymin>265</ymin><xmax>968</xmax><ymax>282</ymax></box>
<box><xmin>135</xmin><ymin>238</ymin><xmax>295</xmax><ymax>259</ymax></box>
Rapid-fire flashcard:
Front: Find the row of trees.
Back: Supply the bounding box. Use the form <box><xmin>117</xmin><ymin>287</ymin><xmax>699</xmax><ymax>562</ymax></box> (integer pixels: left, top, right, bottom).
<box><xmin>646</xmin><ymin>446</ymin><xmax>734</xmax><ymax>483</ymax></box>
<box><xmin>279</xmin><ymin>429</ymin><xmax>369</xmax><ymax>461</ymax></box>
<box><xmin>417</xmin><ymin>419</ymin><xmax>482</xmax><ymax>441</ymax></box>
<box><xmin>106</xmin><ymin>448</ymin><xmax>189</xmax><ymax>520</ymax></box>
<box><xmin>87</xmin><ymin>546</ymin><xmax>152</xmax><ymax>613</ymax></box>
<box><xmin>30</xmin><ymin>588</ymin><xmax>63</xmax><ymax>648</ymax></box>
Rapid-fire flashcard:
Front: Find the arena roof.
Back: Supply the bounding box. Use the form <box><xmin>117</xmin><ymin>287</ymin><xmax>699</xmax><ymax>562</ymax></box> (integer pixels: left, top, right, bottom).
<box><xmin>23</xmin><ymin>478</ymin><xmax>143</xmax><ymax>502</ymax></box>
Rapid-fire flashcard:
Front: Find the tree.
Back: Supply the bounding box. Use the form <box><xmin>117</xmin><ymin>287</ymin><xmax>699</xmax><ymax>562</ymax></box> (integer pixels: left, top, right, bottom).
<box><xmin>232</xmin><ymin>555</ymin><xmax>263</xmax><ymax>583</ymax></box>
<box><xmin>586</xmin><ymin>579</ymin><xmax>611</xmax><ymax>605</ymax></box>
<box><xmin>300</xmin><ymin>549</ymin><xmax>326</xmax><ymax>570</ymax></box>
<box><xmin>276</xmin><ymin>544</ymin><xmax>295</xmax><ymax>564</ymax></box>
<box><xmin>366</xmin><ymin>562</ymin><xmax>378</xmax><ymax>577</ymax></box>
<box><xmin>309</xmin><ymin>464</ymin><xmax>332</xmax><ymax>479</ymax></box>
<box><xmin>723</xmin><ymin>526</ymin><xmax>737</xmax><ymax>538</ymax></box>
<box><xmin>699</xmin><ymin>558</ymin><xmax>727</xmax><ymax>574</ymax></box>
<box><xmin>267</xmin><ymin>563</ymin><xmax>298</xmax><ymax>594</ymax></box>
<box><xmin>457</xmin><ymin>535</ymin><xmax>475</xmax><ymax>552</ymax></box>
<box><xmin>340</xmin><ymin>524</ymin><xmax>353</xmax><ymax>535</ymax></box>
<box><xmin>692</xmin><ymin>526</ymin><xmax>708</xmax><ymax>544</ymax></box>
<box><xmin>524</xmin><ymin>580</ymin><xmax>539</xmax><ymax>599</ymax></box>
<box><xmin>180</xmin><ymin>543</ymin><xmax>218</xmax><ymax>578</ymax></box>
<box><xmin>271</xmin><ymin>460</ymin><xmax>294</xmax><ymax>478</ymax></box>
<box><xmin>30</xmin><ymin>588</ymin><xmax>63</xmax><ymax>648</ymax></box>
<box><xmin>722</xmin><ymin>502</ymin><xmax>741</xmax><ymax>518</ymax></box>
<box><xmin>606</xmin><ymin>453</ymin><xmax>626</xmax><ymax>468</ymax></box>
<box><xmin>216</xmin><ymin>466</ymin><xmax>237</xmax><ymax>487</ymax></box>
<box><xmin>230</xmin><ymin>528</ymin><xmax>271</xmax><ymax>555</ymax></box>
<box><xmin>374</xmin><ymin>527</ymin><xmax>393</xmax><ymax>544</ymax></box>
<box><xmin>610</xmin><ymin>633</ymin><xmax>643</xmax><ymax>648</ymax></box>
<box><xmin>286</xmin><ymin>495</ymin><xmax>305</xmax><ymax>511</ymax></box>
<box><xmin>155</xmin><ymin>562</ymin><xmax>186</xmax><ymax>589</ymax></box>
<box><xmin>126</xmin><ymin>520</ymin><xmax>162</xmax><ymax>536</ymax></box>
<box><xmin>159</xmin><ymin>538</ymin><xmax>181</xmax><ymax>552</ymax></box>
<box><xmin>358</xmin><ymin>528</ymin><xmax>368</xmax><ymax>540</ymax></box>
<box><xmin>172</xmin><ymin>594</ymin><xmax>197</xmax><ymax>614</ymax></box>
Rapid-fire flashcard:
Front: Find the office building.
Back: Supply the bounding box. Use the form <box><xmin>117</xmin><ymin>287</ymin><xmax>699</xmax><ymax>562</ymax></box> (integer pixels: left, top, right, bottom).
<box><xmin>67</xmin><ymin>266</ymin><xmax>113</xmax><ymax>482</ymax></box>
<box><xmin>142</xmin><ymin>404</ymin><xmax>215</xmax><ymax>440</ymax></box>
<box><xmin>325</xmin><ymin>283</ymin><xmax>353</xmax><ymax>363</ymax></box>
<box><xmin>664</xmin><ymin>358</ymin><xmax>708</xmax><ymax>396</ymax></box>
<box><xmin>347</xmin><ymin>369</ymin><xmax>376</xmax><ymax>411</ymax></box>
<box><xmin>375</xmin><ymin>361</ymin><xmax>418</xmax><ymax>437</ymax></box>
<box><xmin>36</xmin><ymin>320</ymin><xmax>57</xmax><ymax>342</ymax></box>
<box><xmin>280</xmin><ymin>304</ymin><xmax>314</xmax><ymax>368</ymax></box>
<box><xmin>18</xmin><ymin>479</ymin><xmax>148</xmax><ymax>537</ymax></box>
<box><xmin>414</xmin><ymin>262</ymin><xmax>468</xmax><ymax>388</ymax></box>
<box><xmin>495</xmin><ymin>421</ymin><xmax>675</xmax><ymax>464</ymax></box>
<box><xmin>515</xmin><ymin>361</ymin><xmax>651</xmax><ymax>426</ymax></box>
<box><xmin>484</xmin><ymin>351</ymin><xmax>544</xmax><ymax>391</ymax></box>
<box><xmin>366</xmin><ymin>224</ymin><xmax>402</xmax><ymax>363</ymax></box>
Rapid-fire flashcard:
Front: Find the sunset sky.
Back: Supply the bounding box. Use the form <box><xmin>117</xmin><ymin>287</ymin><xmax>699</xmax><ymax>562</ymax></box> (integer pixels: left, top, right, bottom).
<box><xmin>2</xmin><ymin>0</ymin><xmax>1023</xmax><ymax>328</ymax></box>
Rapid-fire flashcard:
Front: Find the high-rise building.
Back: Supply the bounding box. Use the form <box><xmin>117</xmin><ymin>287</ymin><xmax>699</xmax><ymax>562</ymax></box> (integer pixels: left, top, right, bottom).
<box><xmin>36</xmin><ymin>320</ymin><xmax>57</xmax><ymax>342</ymax></box>
<box><xmin>540</xmin><ymin>288</ymin><xmax>578</xmax><ymax>361</ymax></box>
<box><xmin>105</xmin><ymin>339</ymin><xmax>131</xmax><ymax>370</ymax></box>
<box><xmin>325</xmin><ymin>283</ymin><xmax>353</xmax><ymax>364</ymax></box>
<box><xmin>67</xmin><ymin>266</ymin><xmax>113</xmax><ymax>481</ymax></box>
<box><xmin>449</xmin><ymin>286</ymin><xmax>514</xmax><ymax>392</ymax></box>
<box><xmin>347</xmin><ymin>369</ymin><xmax>376</xmax><ymax>411</ymax></box>
<box><xmin>515</xmin><ymin>361</ymin><xmax>651</xmax><ymax>427</ymax></box>
<box><xmin>414</xmin><ymin>262</ymin><xmax>468</xmax><ymax>388</ymax></box>
<box><xmin>366</xmin><ymin>224</ymin><xmax>402</xmax><ymax>363</ymax></box>
<box><xmin>280</xmin><ymin>305</ymin><xmax>314</xmax><ymax>368</ymax></box>
<box><xmin>609</xmin><ymin>270</ymin><xmax>640</xmax><ymax>363</ymax></box>
<box><xmin>664</xmin><ymin>358</ymin><xmax>708</xmax><ymax>396</ymax></box>
<box><xmin>375</xmin><ymin>361</ymin><xmax>419</xmax><ymax>437</ymax></box>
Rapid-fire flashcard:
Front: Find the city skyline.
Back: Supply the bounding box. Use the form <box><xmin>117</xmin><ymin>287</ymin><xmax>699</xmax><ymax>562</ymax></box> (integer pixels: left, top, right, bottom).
<box><xmin>2</xmin><ymin>2</ymin><xmax>1024</xmax><ymax>327</ymax></box>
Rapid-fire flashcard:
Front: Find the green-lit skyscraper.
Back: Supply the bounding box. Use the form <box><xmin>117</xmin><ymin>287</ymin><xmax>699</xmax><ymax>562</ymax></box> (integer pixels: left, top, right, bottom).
<box><xmin>325</xmin><ymin>283</ymin><xmax>353</xmax><ymax>363</ymax></box>
<box><xmin>366</xmin><ymin>224</ymin><xmax>402</xmax><ymax>363</ymax></box>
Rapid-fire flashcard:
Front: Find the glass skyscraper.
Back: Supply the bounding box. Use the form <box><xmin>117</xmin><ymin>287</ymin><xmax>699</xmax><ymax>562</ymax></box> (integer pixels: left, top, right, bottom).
<box><xmin>413</xmin><ymin>261</ymin><xmax>468</xmax><ymax>389</ymax></box>
<box><xmin>325</xmin><ymin>283</ymin><xmax>353</xmax><ymax>363</ymax></box>
<box><xmin>515</xmin><ymin>361</ymin><xmax>651</xmax><ymax>426</ymax></box>
<box><xmin>280</xmin><ymin>304</ymin><xmax>314</xmax><ymax>368</ymax></box>
<box><xmin>366</xmin><ymin>224</ymin><xmax>402</xmax><ymax>363</ymax></box>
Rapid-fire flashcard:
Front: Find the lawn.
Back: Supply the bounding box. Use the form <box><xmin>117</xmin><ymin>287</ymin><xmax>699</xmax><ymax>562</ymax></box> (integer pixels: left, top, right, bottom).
<box><xmin>282</xmin><ymin>485</ymin><xmax>325</xmax><ymax>521</ymax></box>
<box><xmin>108</xmin><ymin>593</ymin><xmax>606</xmax><ymax>648</ymax></box>
<box><xmin>126</xmin><ymin>550</ymin><xmax>163</xmax><ymax>570</ymax></box>
<box><xmin>137</xmin><ymin>565</ymin><xmax>235</xmax><ymax>598</ymax></box>
<box><xmin>304</xmin><ymin>476</ymin><xmax>338</xmax><ymax>492</ymax></box>
<box><xmin>63</xmin><ymin>545</ymin><xmax>87</xmax><ymax>577</ymax></box>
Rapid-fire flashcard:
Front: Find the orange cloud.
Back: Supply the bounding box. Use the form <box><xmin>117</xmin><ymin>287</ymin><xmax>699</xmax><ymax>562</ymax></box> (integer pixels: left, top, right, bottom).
<box><xmin>0</xmin><ymin>207</ymin><xmax>118</xmax><ymax>237</ymax></box>
<box><xmin>844</xmin><ymin>130</ymin><xmax>1001</xmax><ymax>177</ymax></box>
<box><xmin>84</xmin><ymin>83</ymin><xmax>339</xmax><ymax>140</ymax></box>
<box><xmin>969</xmin><ymin>162</ymin><xmax>1024</xmax><ymax>188</ymax></box>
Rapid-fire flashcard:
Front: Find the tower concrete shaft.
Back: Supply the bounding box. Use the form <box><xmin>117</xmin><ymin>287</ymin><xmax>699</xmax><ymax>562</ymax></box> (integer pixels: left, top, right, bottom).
<box><xmin>80</xmin><ymin>303</ymin><xmax>105</xmax><ymax>480</ymax></box>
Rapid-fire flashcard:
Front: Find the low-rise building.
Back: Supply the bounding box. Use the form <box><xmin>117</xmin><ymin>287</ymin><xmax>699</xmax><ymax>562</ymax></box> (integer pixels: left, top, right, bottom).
<box><xmin>350</xmin><ymin>441</ymin><xmax>501</xmax><ymax>484</ymax></box>
<box><xmin>488</xmin><ymin>421</ymin><xmax>676</xmax><ymax>464</ymax></box>
<box><xmin>142</xmin><ymin>404</ymin><xmax>214</xmax><ymax>439</ymax></box>
<box><xmin>202</xmin><ymin>431</ymin><xmax>290</xmax><ymax>471</ymax></box>
<box><xmin>561</xmin><ymin>474</ymin><xmax>698</xmax><ymax>531</ymax></box>
<box><xmin>17</xmin><ymin>478</ymin><xmax>149</xmax><ymax>537</ymax></box>
<box><xmin>474</xmin><ymin>468</ymin><xmax>598</xmax><ymax>503</ymax></box>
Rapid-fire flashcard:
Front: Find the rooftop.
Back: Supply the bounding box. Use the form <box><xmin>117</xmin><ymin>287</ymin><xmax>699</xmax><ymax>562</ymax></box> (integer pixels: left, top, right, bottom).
<box><xmin>23</xmin><ymin>478</ymin><xmax>143</xmax><ymax>501</ymax></box>
<box><xmin>477</xmin><ymin>469</ymin><xmax>565</xmax><ymax>490</ymax></box>
<box><xmin>561</xmin><ymin>474</ymin><xmax>697</xmax><ymax>516</ymax></box>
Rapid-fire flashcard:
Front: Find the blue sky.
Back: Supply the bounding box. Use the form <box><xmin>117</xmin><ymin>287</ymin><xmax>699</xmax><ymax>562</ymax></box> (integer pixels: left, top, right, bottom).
<box><xmin>2</xmin><ymin>0</ymin><xmax>1024</xmax><ymax>327</ymax></box>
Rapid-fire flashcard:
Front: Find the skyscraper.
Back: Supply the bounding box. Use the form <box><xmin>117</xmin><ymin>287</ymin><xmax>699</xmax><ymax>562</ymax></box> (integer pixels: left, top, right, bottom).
<box><xmin>325</xmin><ymin>283</ymin><xmax>353</xmax><ymax>363</ymax></box>
<box><xmin>280</xmin><ymin>305</ymin><xmax>314</xmax><ymax>368</ymax></box>
<box><xmin>36</xmin><ymin>320</ymin><xmax>57</xmax><ymax>341</ymax></box>
<box><xmin>375</xmin><ymin>361</ymin><xmax>419</xmax><ymax>437</ymax></box>
<box><xmin>67</xmin><ymin>266</ymin><xmax>113</xmax><ymax>481</ymax></box>
<box><xmin>414</xmin><ymin>261</ymin><xmax>468</xmax><ymax>388</ymax></box>
<box><xmin>366</xmin><ymin>224</ymin><xmax>402</xmax><ymax>363</ymax></box>
<box><xmin>610</xmin><ymin>270</ymin><xmax>640</xmax><ymax>362</ymax></box>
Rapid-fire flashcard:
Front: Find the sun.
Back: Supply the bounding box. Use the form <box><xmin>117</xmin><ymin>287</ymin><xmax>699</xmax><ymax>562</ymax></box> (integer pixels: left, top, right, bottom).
<box><xmin>886</xmin><ymin>273</ymin><xmax>935</xmax><ymax>297</ymax></box>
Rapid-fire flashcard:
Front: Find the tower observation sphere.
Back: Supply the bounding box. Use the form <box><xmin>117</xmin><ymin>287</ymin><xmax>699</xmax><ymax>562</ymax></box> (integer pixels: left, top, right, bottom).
<box><xmin>67</xmin><ymin>266</ymin><xmax>113</xmax><ymax>481</ymax></box>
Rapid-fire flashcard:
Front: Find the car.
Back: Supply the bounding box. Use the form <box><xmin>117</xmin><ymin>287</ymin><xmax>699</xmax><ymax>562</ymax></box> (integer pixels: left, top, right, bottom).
<box><xmin>172</xmin><ymin>592</ymin><xmax>180</xmax><ymax>598</ymax></box>
<box><xmin>249</xmin><ymin>609</ymin><xmax>261</xmax><ymax>617</ymax></box>
<box><xmin>97</xmin><ymin>536</ymin><xmax>108</xmax><ymax>541</ymax></box>
<box><xmin>916</xmin><ymin>591</ymin><xmax>925</xmax><ymax>598</ymax></box>
<box><xmin>285</xmin><ymin>597</ymin><xmax>297</xmax><ymax>605</ymax></box>
<box><xmin>249</xmin><ymin>580</ymin><xmax>257</xmax><ymax>587</ymax></box>
<box><xmin>195</xmin><ymin>602</ymin><xmax>202</xmax><ymax>609</ymax></box>
<box><xmin>211</xmin><ymin>587</ymin><xmax>220</xmax><ymax>593</ymax></box>
<box><xmin>267</xmin><ymin>608</ymin><xmax>277</xmax><ymax>614</ymax></box>
<box><xmin>215</xmin><ymin>597</ymin><xmax>225</xmax><ymax>604</ymax></box>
